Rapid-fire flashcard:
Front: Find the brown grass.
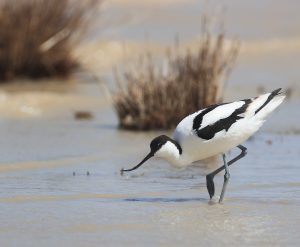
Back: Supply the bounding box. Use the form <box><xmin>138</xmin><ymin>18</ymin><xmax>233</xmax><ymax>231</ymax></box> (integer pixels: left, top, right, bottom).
<box><xmin>112</xmin><ymin>23</ymin><xmax>240</xmax><ymax>130</ymax></box>
<box><xmin>0</xmin><ymin>0</ymin><xmax>98</xmax><ymax>81</ymax></box>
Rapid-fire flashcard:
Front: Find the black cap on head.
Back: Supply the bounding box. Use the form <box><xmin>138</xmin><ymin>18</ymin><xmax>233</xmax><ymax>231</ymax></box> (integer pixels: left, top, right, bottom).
<box><xmin>151</xmin><ymin>134</ymin><xmax>182</xmax><ymax>155</ymax></box>
<box><xmin>150</xmin><ymin>135</ymin><xmax>170</xmax><ymax>153</ymax></box>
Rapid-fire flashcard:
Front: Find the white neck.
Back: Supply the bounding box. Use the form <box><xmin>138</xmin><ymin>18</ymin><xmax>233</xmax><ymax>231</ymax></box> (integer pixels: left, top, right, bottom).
<box><xmin>154</xmin><ymin>141</ymin><xmax>182</xmax><ymax>166</ymax></box>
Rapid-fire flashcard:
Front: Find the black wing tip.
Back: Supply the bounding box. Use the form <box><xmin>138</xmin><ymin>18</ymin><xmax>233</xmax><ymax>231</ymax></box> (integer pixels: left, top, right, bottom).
<box><xmin>255</xmin><ymin>87</ymin><xmax>284</xmax><ymax>115</ymax></box>
<box><xmin>272</xmin><ymin>88</ymin><xmax>282</xmax><ymax>95</ymax></box>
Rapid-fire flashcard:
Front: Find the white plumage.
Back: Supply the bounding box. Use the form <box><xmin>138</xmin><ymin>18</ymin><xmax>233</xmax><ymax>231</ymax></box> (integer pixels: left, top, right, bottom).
<box><xmin>121</xmin><ymin>88</ymin><xmax>285</xmax><ymax>202</ymax></box>
<box><xmin>173</xmin><ymin>90</ymin><xmax>285</xmax><ymax>168</ymax></box>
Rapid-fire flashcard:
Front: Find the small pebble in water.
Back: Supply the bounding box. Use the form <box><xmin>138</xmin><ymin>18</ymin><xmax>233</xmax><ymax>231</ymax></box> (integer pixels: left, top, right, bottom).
<box><xmin>74</xmin><ymin>111</ymin><xmax>94</xmax><ymax>121</ymax></box>
<box><xmin>266</xmin><ymin>139</ymin><xmax>273</xmax><ymax>145</ymax></box>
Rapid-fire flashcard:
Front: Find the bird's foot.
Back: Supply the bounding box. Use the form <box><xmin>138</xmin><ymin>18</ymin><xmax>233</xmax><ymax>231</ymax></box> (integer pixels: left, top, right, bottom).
<box><xmin>208</xmin><ymin>195</ymin><xmax>220</xmax><ymax>205</ymax></box>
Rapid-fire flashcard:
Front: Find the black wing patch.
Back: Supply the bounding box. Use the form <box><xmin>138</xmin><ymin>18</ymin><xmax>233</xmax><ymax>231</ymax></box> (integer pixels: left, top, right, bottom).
<box><xmin>194</xmin><ymin>99</ymin><xmax>251</xmax><ymax>140</ymax></box>
<box><xmin>192</xmin><ymin>102</ymin><xmax>227</xmax><ymax>131</ymax></box>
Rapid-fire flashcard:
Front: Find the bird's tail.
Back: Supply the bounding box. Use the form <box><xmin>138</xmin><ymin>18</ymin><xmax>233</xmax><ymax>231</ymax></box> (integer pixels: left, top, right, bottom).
<box><xmin>252</xmin><ymin>88</ymin><xmax>285</xmax><ymax>120</ymax></box>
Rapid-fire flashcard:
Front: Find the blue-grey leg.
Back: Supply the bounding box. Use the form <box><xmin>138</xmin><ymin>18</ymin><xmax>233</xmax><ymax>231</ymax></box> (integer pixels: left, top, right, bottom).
<box><xmin>219</xmin><ymin>154</ymin><xmax>230</xmax><ymax>203</ymax></box>
<box><xmin>206</xmin><ymin>145</ymin><xmax>247</xmax><ymax>200</ymax></box>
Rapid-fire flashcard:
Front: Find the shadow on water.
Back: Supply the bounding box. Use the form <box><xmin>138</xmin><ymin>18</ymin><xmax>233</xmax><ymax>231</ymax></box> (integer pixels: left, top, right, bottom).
<box><xmin>123</xmin><ymin>197</ymin><xmax>206</xmax><ymax>203</ymax></box>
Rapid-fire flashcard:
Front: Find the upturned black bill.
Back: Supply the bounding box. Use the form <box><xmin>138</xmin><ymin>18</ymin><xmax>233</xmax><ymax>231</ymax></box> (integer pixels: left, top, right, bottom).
<box><xmin>120</xmin><ymin>152</ymin><xmax>153</xmax><ymax>175</ymax></box>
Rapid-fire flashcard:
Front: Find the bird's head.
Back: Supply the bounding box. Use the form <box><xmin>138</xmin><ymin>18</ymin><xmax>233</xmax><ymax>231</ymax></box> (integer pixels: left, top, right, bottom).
<box><xmin>120</xmin><ymin>135</ymin><xmax>182</xmax><ymax>175</ymax></box>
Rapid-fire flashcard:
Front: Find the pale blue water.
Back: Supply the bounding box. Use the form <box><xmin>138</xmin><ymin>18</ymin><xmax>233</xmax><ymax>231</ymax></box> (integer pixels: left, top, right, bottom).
<box><xmin>0</xmin><ymin>104</ymin><xmax>299</xmax><ymax>246</ymax></box>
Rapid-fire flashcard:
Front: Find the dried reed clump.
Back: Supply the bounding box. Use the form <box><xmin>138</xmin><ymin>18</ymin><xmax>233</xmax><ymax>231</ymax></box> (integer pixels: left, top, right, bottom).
<box><xmin>0</xmin><ymin>0</ymin><xmax>98</xmax><ymax>81</ymax></box>
<box><xmin>113</xmin><ymin>28</ymin><xmax>239</xmax><ymax>130</ymax></box>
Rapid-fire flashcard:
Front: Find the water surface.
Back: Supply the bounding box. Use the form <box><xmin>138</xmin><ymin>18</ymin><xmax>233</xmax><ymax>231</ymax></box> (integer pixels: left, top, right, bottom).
<box><xmin>0</xmin><ymin>98</ymin><xmax>299</xmax><ymax>246</ymax></box>
<box><xmin>1</xmin><ymin>1</ymin><xmax>300</xmax><ymax>246</ymax></box>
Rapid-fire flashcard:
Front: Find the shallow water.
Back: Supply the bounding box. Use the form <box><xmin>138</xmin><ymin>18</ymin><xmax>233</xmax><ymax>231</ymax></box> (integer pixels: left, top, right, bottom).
<box><xmin>0</xmin><ymin>99</ymin><xmax>299</xmax><ymax>246</ymax></box>
<box><xmin>1</xmin><ymin>1</ymin><xmax>300</xmax><ymax>246</ymax></box>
